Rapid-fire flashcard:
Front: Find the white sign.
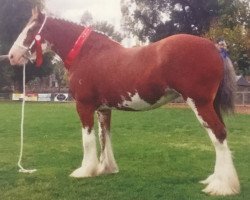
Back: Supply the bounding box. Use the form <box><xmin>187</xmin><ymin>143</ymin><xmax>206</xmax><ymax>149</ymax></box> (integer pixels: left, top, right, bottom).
<box><xmin>12</xmin><ymin>93</ymin><xmax>24</xmax><ymax>101</ymax></box>
<box><xmin>38</xmin><ymin>93</ymin><xmax>52</xmax><ymax>102</ymax></box>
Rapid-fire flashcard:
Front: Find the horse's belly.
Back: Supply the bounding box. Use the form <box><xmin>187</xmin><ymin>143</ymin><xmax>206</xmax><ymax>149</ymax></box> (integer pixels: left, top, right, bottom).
<box><xmin>114</xmin><ymin>90</ymin><xmax>179</xmax><ymax>111</ymax></box>
<box><xmin>118</xmin><ymin>93</ymin><xmax>166</xmax><ymax>111</ymax></box>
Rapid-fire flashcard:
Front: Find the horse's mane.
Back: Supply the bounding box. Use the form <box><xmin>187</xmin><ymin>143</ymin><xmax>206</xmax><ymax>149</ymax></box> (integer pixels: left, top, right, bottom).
<box><xmin>48</xmin><ymin>15</ymin><xmax>118</xmax><ymax>43</ymax></box>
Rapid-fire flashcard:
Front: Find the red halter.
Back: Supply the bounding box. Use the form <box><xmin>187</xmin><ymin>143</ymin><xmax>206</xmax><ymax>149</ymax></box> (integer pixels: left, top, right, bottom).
<box><xmin>64</xmin><ymin>27</ymin><xmax>92</xmax><ymax>69</ymax></box>
<box><xmin>28</xmin><ymin>16</ymin><xmax>48</xmax><ymax>67</ymax></box>
<box><xmin>34</xmin><ymin>34</ymin><xmax>43</xmax><ymax>67</ymax></box>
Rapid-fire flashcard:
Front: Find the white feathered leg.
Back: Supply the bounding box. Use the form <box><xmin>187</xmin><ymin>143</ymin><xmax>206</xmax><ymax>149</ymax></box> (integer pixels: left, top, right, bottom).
<box><xmin>200</xmin><ymin>130</ymin><xmax>240</xmax><ymax>195</ymax></box>
<box><xmin>187</xmin><ymin>98</ymin><xmax>240</xmax><ymax>195</ymax></box>
<box><xmin>97</xmin><ymin>110</ymin><xmax>119</xmax><ymax>175</ymax></box>
<box><xmin>70</xmin><ymin>127</ymin><xmax>99</xmax><ymax>178</ymax></box>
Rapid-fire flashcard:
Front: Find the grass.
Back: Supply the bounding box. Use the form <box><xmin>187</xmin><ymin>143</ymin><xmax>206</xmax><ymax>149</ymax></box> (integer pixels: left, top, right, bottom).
<box><xmin>0</xmin><ymin>102</ymin><xmax>249</xmax><ymax>200</ymax></box>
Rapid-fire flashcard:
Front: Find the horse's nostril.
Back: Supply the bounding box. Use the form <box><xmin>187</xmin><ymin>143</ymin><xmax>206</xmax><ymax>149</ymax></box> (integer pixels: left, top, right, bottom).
<box><xmin>9</xmin><ymin>54</ymin><xmax>14</xmax><ymax>59</ymax></box>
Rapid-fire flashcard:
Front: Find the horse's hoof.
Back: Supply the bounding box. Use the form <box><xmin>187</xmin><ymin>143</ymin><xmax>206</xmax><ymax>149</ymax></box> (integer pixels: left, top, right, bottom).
<box><xmin>202</xmin><ymin>177</ymin><xmax>240</xmax><ymax>196</ymax></box>
<box><xmin>70</xmin><ymin>166</ymin><xmax>97</xmax><ymax>178</ymax></box>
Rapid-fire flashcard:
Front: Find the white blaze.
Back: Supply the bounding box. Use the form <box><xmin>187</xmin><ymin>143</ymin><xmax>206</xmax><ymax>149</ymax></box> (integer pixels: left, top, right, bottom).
<box><xmin>8</xmin><ymin>22</ymin><xmax>36</xmax><ymax>65</ymax></box>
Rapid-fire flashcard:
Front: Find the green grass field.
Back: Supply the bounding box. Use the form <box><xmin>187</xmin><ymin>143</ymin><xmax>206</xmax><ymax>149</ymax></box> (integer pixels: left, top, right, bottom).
<box><xmin>0</xmin><ymin>102</ymin><xmax>249</xmax><ymax>200</ymax></box>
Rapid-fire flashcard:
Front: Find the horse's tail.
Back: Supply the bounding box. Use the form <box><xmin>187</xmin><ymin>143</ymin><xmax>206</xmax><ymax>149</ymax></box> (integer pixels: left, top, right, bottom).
<box><xmin>214</xmin><ymin>54</ymin><xmax>237</xmax><ymax>115</ymax></box>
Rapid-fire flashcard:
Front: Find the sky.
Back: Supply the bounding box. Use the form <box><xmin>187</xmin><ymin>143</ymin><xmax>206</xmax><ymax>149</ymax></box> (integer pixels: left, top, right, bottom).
<box><xmin>45</xmin><ymin>0</ymin><xmax>122</xmax><ymax>28</ymax></box>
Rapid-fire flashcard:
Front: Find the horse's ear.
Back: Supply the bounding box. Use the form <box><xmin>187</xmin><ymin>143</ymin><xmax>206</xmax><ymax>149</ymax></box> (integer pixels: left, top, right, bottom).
<box><xmin>31</xmin><ymin>6</ymin><xmax>42</xmax><ymax>20</ymax></box>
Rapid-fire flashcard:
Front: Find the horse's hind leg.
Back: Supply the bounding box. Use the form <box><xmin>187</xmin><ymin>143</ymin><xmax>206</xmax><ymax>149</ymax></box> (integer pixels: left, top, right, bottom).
<box><xmin>186</xmin><ymin>98</ymin><xmax>240</xmax><ymax>195</ymax></box>
<box><xmin>96</xmin><ymin>110</ymin><xmax>119</xmax><ymax>175</ymax></box>
<box><xmin>70</xmin><ymin>103</ymin><xmax>99</xmax><ymax>178</ymax></box>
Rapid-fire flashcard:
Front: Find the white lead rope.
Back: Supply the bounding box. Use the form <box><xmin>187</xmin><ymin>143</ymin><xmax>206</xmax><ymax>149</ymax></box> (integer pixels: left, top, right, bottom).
<box><xmin>0</xmin><ymin>55</ymin><xmax>8</xmax><ymax>62</ymax></box>
<box><xmin>17</xmin><ymin>63</ymin><xmax>37</xmax><ymax>173</ymax></box>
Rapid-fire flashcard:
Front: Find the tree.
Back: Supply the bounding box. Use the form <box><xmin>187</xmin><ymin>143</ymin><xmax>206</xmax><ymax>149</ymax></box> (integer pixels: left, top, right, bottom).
<box><xmin>51</xmin><ymin>55</ymin><xmax>67</xmax><ymax>92</ymax></box>
<box><xmin>0</xmin><ymin>60</ymin><xmax>13</xmax><ymax>92</ymax></box>
<box><xmin>81</xmin><ymin>11</ymin><xmax>123</xmax><ymax>43</ymax></box>
<box><xmin>81</xmin><ymin>11</ymin><xmax>94</xmax><ymax>27</ymax></box>
<box><xmin>121</xmin><ymin>0</ymin><xmax>219</xmax><ymax>42</ymax></box>
<box><xmin>204</xmin><ymin>0</ymin><xmax>250</xmax><ymax>75</ymax></box>
<box><xmin>93</xmin><ymin>21</ymin><xmax>123</xmax><ymax>42</ymax></box>
<box><xmin>121</xmin><ymin>0</ymin><xmax>250</xmax><ymax>75</ymax></box>
<box><xmin>205</xmin><ymin>25</ymin><xmax>250</xmax><ymax>75</ymax></box>
<box><xmin>217</xmin><ymin>0</ymin><xmax>250</xmax><ymax>29</ymax></box>
<box><xmin>11</xmin><ymin>53</ymin><xmax>54</xmax><ymax>92</ymax></box>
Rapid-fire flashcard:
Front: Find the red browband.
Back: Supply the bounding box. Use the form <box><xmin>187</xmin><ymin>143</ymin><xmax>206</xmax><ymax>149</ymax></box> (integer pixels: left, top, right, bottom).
<box><xmin>64</xmin><ymin>27</ymin><xmax>92</xmax><ymax>69</ymax></box>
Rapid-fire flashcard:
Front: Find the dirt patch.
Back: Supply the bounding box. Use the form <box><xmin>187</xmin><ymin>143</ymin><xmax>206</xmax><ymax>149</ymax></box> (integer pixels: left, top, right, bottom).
<box><xmin>235</xmin><ymin>105</ymin><xmax>250</xmax><ymax>114</ymax></box>
<box><xmin>166</xmin><ymin>103</ymin><xmax>250</xmax><ymax>114</ymax></box>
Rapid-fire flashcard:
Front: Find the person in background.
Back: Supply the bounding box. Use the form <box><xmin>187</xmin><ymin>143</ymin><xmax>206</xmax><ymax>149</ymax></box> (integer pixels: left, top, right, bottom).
<box><xmin>216</xmin><ymin>38</ymin><xmax>229</xmax><ymax>58</ymax></box>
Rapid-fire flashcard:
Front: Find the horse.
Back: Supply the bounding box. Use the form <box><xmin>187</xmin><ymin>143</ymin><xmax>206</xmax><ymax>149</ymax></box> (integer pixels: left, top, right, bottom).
<box><xmin>8</xmin><ymin>8</ymin><xmax>240</xmax><ymax>196</ymax></box>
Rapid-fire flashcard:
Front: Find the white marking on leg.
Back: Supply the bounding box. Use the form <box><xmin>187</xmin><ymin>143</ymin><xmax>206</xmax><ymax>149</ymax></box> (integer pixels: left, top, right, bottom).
<box><xmin>186</xmin><ymin>98</ymin><xmax>208</xmax><ymax>126</ymax></box>
<box><xmin>186</xmin><ymin>97</ymin><xmax>240</xmax><ymax>195</ymax></box>
<box><xmin>70</xmin><ymin>127</ymin><xmax>99</xmax><ymax>178</ymax></box>
<box><xmin>97</xmin><ymin>119</ymin><xmax>119</xmax><ymax>175</ymax></box>
<box><xmin>202</xmin><ymin>129</ymin><xmax>240</xmax><ymax>195</ymax></box>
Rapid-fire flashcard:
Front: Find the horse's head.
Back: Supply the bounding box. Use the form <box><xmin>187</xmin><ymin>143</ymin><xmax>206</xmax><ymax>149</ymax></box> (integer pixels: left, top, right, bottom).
<box><xmin>8</xmin><ymin>7</ymin><xmax>48</xmax><ymax>66</ymax></box>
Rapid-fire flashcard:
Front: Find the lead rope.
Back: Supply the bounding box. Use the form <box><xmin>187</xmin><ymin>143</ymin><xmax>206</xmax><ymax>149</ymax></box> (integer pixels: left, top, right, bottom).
<box><xmin>17</xmin><ymin>63</ymin><xmax>37</xmax><ymax>173</ymax></box>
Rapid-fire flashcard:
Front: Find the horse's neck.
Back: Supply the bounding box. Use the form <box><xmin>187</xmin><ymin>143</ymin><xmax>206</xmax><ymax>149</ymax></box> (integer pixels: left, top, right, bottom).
<box><xmin>44</xmin><ymin>18</ymin><xmax>122</xmax><ymax>63</ymax></box>
<box><xmin>44</xmin><ymin>18</ymin><xmax>83</xmax><ymax>60</ymax></box>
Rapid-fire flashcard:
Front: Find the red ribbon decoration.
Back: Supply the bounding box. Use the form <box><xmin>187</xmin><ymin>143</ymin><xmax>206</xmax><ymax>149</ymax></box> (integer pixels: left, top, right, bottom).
<box><xmin>35</xmin><ymin>34</ymin><xmax>43</xmax><ymax>67</ymax></box>
<box><xmin>64</xmin><ymin>27</ymin><xmax>92</xmax><ymax>69</ymax></box>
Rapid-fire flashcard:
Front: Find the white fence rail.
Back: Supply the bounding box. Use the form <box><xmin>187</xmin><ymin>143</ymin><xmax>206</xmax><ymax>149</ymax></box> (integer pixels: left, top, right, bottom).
<box><xmin>236</xmin><ymin>92</ymin><xmax>250</xmax><ymax>106</ymax></box>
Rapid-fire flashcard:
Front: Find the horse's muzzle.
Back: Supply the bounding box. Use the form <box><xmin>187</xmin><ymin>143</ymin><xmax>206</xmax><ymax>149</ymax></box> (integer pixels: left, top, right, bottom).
<box><xmin>8</xmin><ymin>51</ymin><xmax>30</xmax><ymax>66</ymax></box>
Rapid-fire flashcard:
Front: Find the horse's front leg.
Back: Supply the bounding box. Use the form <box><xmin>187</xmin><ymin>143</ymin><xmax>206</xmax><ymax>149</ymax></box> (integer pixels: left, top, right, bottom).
<box><xmin>97</xmin><ymin>109</ymin><xmax>119</xmax><ymax>175</ymax></box>
<box><xmin>70</xmin><ymin>103</ymin><xmax>99</xmax><ymax>178</ymax></box>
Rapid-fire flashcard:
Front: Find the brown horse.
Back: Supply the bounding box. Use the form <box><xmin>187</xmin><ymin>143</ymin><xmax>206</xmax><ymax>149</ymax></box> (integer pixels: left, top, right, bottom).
<box><xmin>8</xmin><ymin>8</ymin><xmax>240</xmax><ymax>195</ymax></box>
